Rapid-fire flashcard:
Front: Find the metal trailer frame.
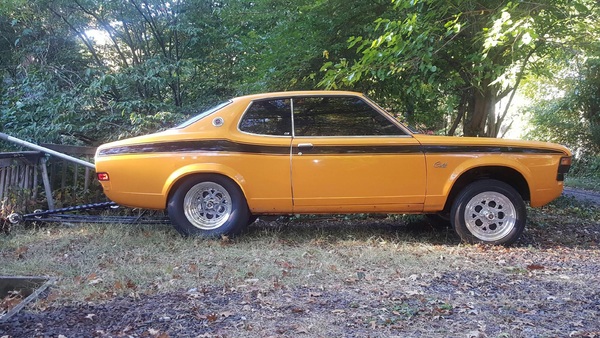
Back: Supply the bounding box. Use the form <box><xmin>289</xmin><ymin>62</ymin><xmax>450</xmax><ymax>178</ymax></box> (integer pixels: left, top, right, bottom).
<box><xmin>1</xmin><ymin>132</ymin><xmax>169</xmax><ymax>226</ymax></box>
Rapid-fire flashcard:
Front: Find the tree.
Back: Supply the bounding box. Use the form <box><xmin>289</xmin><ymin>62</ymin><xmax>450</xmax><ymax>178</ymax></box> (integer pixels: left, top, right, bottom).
<box><xmin>1</xmin><ymin>0</ymin><xmax>234</xmax><ymax>146</ymax></box>
<box><xmin>0</xmin><ymin>0</ymin><xmax>96</xmax><ymax>146</ymax></box>
<box><xmin>524</xmin><ymin>55</ymin><xmax>600</xmax><ymax>155</ymax></box>
<box><xmin>221</xmin><ymin>0</ymin><xmax>392</xmax><ymax>93</ymax></box>
<box><xmin>320</xmin><ymin>0</ymin><xmax>598</xmax><ymax>137</ymax></box>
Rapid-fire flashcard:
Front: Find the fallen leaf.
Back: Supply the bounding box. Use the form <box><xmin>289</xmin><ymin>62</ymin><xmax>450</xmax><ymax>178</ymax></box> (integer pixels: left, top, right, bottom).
<box><xmin>467</xmin><ymin>330</ymin><xmax>487</xmax><ymax>338</ymax></box>
<box><xmin>526</xmin><ymin>264</ymin><xmax>544</xmax><ymax>271</ymax></box>
<box><xmin>15</xmin><ymin>246</ymin><xmax>28</xmax><ymax>259</ymax></box>
<box><xmin>88</xmin><ymin>278</ymin><xmax>103</xmax><ymax>285</ymax></box>
<box><xmin>126</xmin><ymin>280</ymin><xmax>137</xmax><ymax>290</ymax></box>
<box><xmin>277</xmin><ymin>261</ymin><xmax>293</xmax><ymax>269</ymax></box>
<box><xmin>295</xmin><ymin>325</ymin><xmax>309</xmax><ymax>334</ymax></box>
<box><xmin>189</xmin><ymin>264</ymin><xmax>198</xmax><ymax>272</ymax></box>
<box><xmin>220</xmin><ymin>235</ymin><xmax>231</xmax><ymax>245</ymax></box>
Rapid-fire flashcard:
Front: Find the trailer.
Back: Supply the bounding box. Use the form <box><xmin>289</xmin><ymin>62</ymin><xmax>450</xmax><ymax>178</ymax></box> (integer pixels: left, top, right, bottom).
<box><xmin>0</xmin><ymin>133</ymin><xmax>169</xmax><ymax>226</ymax></box>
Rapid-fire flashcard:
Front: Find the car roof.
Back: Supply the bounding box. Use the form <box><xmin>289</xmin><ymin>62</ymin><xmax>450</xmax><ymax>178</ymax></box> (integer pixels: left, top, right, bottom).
<box><xmin>232</xmin><ymin>91</ymin><xmax>364</xmax><ymax>101</ymax></box>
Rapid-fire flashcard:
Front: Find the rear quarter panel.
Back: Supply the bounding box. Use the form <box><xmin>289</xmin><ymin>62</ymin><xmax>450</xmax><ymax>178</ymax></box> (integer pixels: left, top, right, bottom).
<box><xmin>95</xmin><ymin>97</ymin><xmax>294</xmax><ymax>212</ymax></box>
<box><xmin>415</xmin><ymin>135</ymin><xmax>570</xmax><ymax>211</ymax></box>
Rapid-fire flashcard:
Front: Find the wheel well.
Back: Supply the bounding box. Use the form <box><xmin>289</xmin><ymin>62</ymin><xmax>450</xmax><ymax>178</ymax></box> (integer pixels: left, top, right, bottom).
<box><xmin>444</xmin><ymin>166</ymin><xmax>530</xmax><ymax>212</ymax></box>
<box><xmin>167</xmin><ymin>173</ymin><xmax>242</xmax><ymax>203</ymax></box>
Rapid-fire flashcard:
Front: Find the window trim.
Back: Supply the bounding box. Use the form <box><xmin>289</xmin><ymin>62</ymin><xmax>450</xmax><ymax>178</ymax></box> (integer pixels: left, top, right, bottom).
<box><xmin>236</xmin><ymin>94</ymin><xmax>414</xmax><ymax>138</ymax></box>
<box><xmin>290</xmin><ymin>95</ymin><xmax>411</xmax><ymax>138</ymax></box>
<box><xmin>237</xmin><ymin>98</ymin><xmax>294</xmax><ymax>138</ymax></box>
<box><xmin>174</xmin><ymin>100</ymin><xmax>233</xmax><ymax>129</ymax></box>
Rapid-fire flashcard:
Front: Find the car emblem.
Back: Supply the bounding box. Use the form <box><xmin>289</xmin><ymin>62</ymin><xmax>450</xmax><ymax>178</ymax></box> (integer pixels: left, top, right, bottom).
<box><xmin>434</xmin><ymin>161</ymin><xmax>448</xmax><ymax>168</ymax></box>
<box><xmin>212</xmin><ymin>117</ymin><xmax>224</xmax><ymax>127</ymax></box>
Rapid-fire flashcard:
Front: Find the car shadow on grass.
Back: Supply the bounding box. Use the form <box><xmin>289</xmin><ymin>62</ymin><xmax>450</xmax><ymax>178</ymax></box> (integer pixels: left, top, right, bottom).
<box><xmin>245</xmin><ymin>214</ymin><xmax>461</xmax><ymax>247</ymax></box>
<box><xmin>243</xmin><ymin>195</ymin><xmax>600</xmax><ymax>250</ymax></box>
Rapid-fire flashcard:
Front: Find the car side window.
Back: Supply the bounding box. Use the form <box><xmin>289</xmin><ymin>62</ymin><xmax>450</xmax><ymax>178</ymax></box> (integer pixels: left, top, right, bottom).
<box><xmin>292</xmin><ymin>96</ymin><xmax>405</xmax><ymax>136</ymax></box>
<box><xmin>239</xmin><ymin>99</ymin><xmax>292</xmax><ymax>136</ymax></box>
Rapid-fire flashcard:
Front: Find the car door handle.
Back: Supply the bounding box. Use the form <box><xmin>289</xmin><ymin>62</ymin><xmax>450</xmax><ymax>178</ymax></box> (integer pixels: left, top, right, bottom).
<box><xmin>297</xmin><ymin>143</ymin><xmax>313</xmax><ymax>155</ymax></box>
<box><xmin>298</xmin><ymin>143</ymin><xmax>314</xmax><ymax>150</ymax></box>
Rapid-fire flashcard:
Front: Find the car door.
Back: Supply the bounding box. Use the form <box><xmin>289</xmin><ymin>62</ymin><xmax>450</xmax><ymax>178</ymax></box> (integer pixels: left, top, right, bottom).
<box><xmin>236</xmin><ymin>97</ymin><xmax>294</xmax><ymax>213</ymax></box>
<box><xmin>290</xmin><ymin>95</ymin><xmax>426</xmax><ymax>213</ymax></box>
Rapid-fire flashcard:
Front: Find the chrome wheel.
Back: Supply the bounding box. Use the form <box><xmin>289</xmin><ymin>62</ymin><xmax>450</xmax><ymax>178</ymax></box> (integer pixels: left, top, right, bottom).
<box><xmin>183</xmin><ymin>182</ymin><xmax>232</xmax><ymax>230</ymax></box>
<box><xmin>463</xmin><ymin>191</ymin><xmax>517</xmax><ymax>242</ymax></box>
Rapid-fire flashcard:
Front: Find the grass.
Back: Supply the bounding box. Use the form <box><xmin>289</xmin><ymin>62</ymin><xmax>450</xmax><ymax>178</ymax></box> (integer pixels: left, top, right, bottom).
<box><xmin>1</xmin><ymin>197</ymin><xmax>598</xmax><ymax>305</ymax></box>
<box><xmin>0</xmin><ymin>217</ymin><xmax>459</xmax><ymax>303</ymax></box>
<box><xmin>1</xmin><ymin>197</ymin><xmax>599</xmax><ymax>336</ymax></box>
<box><xmin>565</xmin><ymin>175</ymin><xmax>600</xmax><ymax>191</ymax></box>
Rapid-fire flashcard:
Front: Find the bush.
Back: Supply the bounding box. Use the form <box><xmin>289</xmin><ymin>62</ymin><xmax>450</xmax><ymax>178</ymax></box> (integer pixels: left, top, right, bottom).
<box><xmin>569</xmin><ymin>155</ymin><xmax>600</xmax><ymax>178</ymax></box>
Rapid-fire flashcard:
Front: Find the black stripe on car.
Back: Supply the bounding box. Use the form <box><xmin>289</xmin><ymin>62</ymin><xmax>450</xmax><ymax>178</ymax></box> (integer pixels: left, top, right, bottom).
<box><xmin>98</xmin><ymin>140</ymin><xmax>566</xmax><ymax>156</ymax></box>
<box><xmin>98</xmin><ymin>140</ymin><xmax>290</xmax><ymax>156</ymax></box>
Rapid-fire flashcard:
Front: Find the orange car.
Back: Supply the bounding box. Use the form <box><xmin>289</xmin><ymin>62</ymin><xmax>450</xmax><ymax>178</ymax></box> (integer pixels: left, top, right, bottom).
<box><xmin>95</xmin><ymin>91</ymin><xmax>571</xmax><ymax>245</ymax></box>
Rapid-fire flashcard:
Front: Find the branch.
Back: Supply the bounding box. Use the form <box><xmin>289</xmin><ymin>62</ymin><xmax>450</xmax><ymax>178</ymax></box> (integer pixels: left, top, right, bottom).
<box><xmin>47</xmin><ymin>6</ymin><xmax>104</xmax><ymax>68</ymax></box>
<box><xmin>72</xmin><ymin>0</ymin><xmax>130</xmax><ymax>68</ymax></box>
<box><xmin>495</xmin><ymin>44</ymin><xmax>539</xmax><ymax>134</ymax></box>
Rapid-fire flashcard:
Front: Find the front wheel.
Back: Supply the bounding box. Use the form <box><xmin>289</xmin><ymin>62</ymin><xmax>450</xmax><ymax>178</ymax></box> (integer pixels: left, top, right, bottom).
<box><xmin>167</xmin><ymin>175</ymin><xmax>249</xmax><ymax>238</ymax></box>
<box><xmin>451</xmin><ymin>179</ymin><xmax>526</xmax><ymax>246</ymax></box>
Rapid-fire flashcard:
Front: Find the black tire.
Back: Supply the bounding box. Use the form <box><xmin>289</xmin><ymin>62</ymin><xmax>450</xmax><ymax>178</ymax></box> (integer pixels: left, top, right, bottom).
<box><xmin>167</xmin><ymin>175</ymin><xmax>249</xmax><ymax>238</ymax></box>
<box><xmin>450</xmin><ymin>179</ymin><xmax>526</xmax><ymax>246</ymax></box>
<box><xmin>247</xmin><ymin>214</ymin><xmax>259</xmax><ymax>225</ymax></box>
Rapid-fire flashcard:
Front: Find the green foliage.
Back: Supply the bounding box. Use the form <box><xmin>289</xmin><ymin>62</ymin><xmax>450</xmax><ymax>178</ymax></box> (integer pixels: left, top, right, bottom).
<box><xmin>0</xmin><ymin>0</ymin><xmax>236</xmax><ymax>148</ymax></box>
<box><xmin>524</xmin><ymin>55</ymin><xmax>600</xmax><ymax>156</ymax></box>
<box><xmin>0</xmin><ymin>0</ymin><xmax>599</xmax><ymax>148</ymax></box>
<box><xmin>319</xmin><ymin>0</ymin><xmax>599</xmax><ymax>137</ymax></box>
<box><xmin>570</xmin><ymin>156</ymin><xmax>600</xmax><ymax>178</ymax></box>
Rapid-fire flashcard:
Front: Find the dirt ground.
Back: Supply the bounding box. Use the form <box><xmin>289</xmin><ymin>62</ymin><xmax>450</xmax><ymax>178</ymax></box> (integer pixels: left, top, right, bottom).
<box><xmin>0</xmin><ymin>191</ymin><xmax>599</xmax><ymax>338</ymax></box>
<box><xmin>563</xmin><ymin>187</ymin><xmax>600</xmax><ymax>205</ymax></box>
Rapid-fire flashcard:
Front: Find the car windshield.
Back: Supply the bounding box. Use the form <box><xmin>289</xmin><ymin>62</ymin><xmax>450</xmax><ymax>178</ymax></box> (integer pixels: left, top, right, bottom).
<box><xmin>174</xmin><ymin>100</ymin><xmax>232</xmax><ymax>128</ymax></box>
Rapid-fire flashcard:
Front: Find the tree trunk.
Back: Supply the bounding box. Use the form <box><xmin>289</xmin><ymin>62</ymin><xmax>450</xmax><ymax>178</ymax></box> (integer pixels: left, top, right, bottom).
<box><xmin>464</xmin><ymin>82</ymin><xmax>495</xmax><ymax>137</ymax></box>
<box><xmin>448</xmin><ymin>89</ymin><xmax>470</xmax><ymax>136</ymax></box>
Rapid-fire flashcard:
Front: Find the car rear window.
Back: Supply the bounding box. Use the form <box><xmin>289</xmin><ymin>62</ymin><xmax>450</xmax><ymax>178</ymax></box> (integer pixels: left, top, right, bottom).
<box><xmin>239</xmin><ymin>99</ymin><xmax>292</xmax><ymax>136</ymax></box>
<box><xmin>174</xmin><ymin>101</ymin><xmax>232</xmax><ymax>129</ymax></box>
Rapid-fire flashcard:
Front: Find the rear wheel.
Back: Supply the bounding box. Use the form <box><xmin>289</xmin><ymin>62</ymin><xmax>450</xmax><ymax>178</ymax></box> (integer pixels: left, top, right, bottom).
<box><xmin>167</xmin><ymin>175</ymin><xmax>249</xmax><ymax>238</ymax></box>
<box><xmin>451</xmin><ymin>179</ymin><xmax>526</xmax><ymax>246</ymax></box>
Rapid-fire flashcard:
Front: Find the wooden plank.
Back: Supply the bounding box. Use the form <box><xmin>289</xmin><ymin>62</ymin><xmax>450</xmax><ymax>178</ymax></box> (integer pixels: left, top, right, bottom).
<box><xmin>32</xmin><ymin>164</ymin><xmax>39</xmax><ymax>199</ymax></box>
<box><xmin>40</xmin><ymin>158</ymin><xmax>54</xmax><ymax>210</ymax></box>
<box><xmin>73</xmin><ymin>164</ymin><xmax>79</xmax><ymax>197</ymax></box>
<box><xmin>84</xmin><ymin>167</ymin><xmax>90</xmax><ymax>191</ymax></box>
<box><xmin>61</xmin><ymin>160</ymin><xmax>67</xmax><ymax>193</ymax></box>
<box><xmin>0</xmin><ymin>168</ymin><xmax>5</xmax><ymax>199</ymax></box>
<box><xmin>23</xmin><ymin>165</ymin><xmax>29</xmax><ymax>190</ymax></box>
